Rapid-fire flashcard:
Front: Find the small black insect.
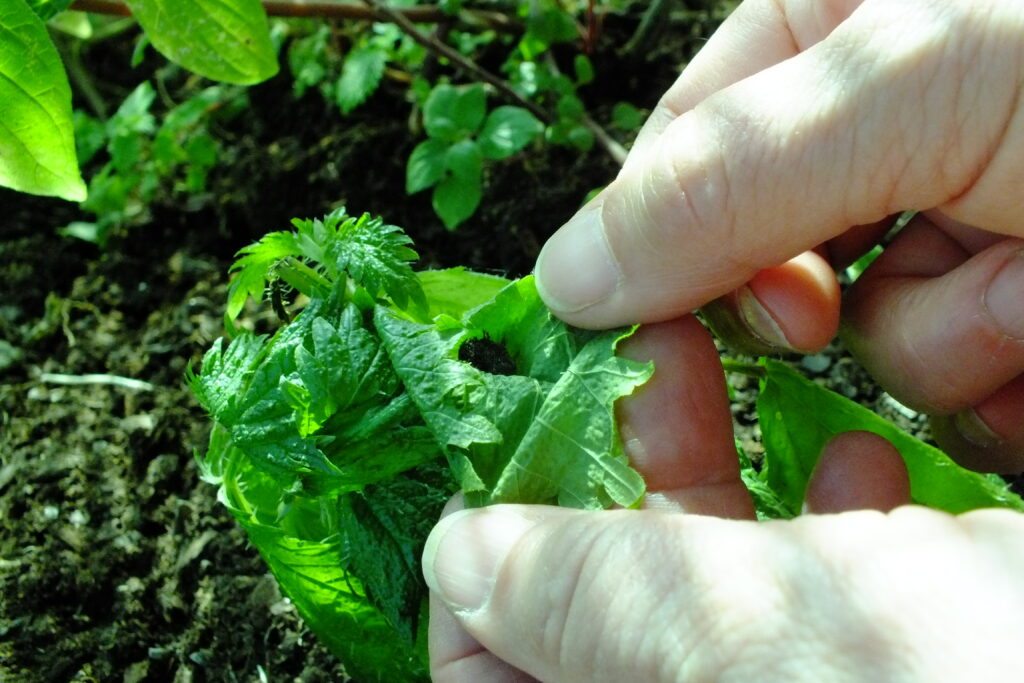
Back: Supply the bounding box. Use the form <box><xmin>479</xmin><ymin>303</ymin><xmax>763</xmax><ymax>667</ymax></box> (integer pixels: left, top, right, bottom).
<box><xmin>458</xmin><ymin>336</ymin><xmax>517</xmax><ymax>376</ymax></box>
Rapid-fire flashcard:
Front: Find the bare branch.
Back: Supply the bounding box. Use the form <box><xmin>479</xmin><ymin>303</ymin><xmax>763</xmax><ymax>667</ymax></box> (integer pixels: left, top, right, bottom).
<box><xmin>68</xmin><ymin>1</ymin><xmax>519</xmax><ymax>32</ymax></box>
<box><xmin>360</xmin><ymin>0</ymin><xmax>550</xmax><ymax>123</ymax></box>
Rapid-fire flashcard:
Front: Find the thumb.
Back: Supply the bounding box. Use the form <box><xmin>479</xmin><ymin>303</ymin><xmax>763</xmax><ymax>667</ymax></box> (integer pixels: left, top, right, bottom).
<box><xmin>535</xmin><ymin>0</ymin><xmax>1024</xmax><ymax>328</ymax></box>
<box><xmin>423</xmin><ymin>505</ymin><xmax>1024</xmax><ymax>682</ymax></box>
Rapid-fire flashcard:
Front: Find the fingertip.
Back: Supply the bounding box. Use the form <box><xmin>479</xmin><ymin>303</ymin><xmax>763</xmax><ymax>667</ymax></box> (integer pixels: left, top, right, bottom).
<box><xmin>749</xmin><ymin>251</ymin><xmax>841</xmax><ymax>352</ymax></box>
<box><xmin>703</xmin><ymin>251</ymin><xmax>840</xmax><ymax>355</ymax></box>
<box><xmin>929</xmin><ymin>375</ymin><xmax>1024</xmax><ymax>474</ymax></box>
<box><xmin>804</xmin><ymin>431</ymin><xmax>911</xmax><ymax>514</ymax></box>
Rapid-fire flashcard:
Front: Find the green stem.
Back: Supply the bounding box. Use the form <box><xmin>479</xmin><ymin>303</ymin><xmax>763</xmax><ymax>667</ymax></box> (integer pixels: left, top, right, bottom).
<box><xmin>721</xmin><ymin>357</ymin><xmax>765</xmax><ymax>379</ymax></box>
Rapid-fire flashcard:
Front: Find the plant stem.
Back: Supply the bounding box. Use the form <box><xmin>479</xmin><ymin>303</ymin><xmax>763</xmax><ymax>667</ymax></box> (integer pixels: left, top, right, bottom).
<box><xmin>542</xmin><ymin>54</ymin><xmax>627</xmax><ymax>165</ymax></box>
<box><xmin>360</xmin><ymin>0</ymin><xmax>551</xmax><ymax>124</ymax></box>
<box><xmin>721</xmin><ymin>358</ymin><xmax>765</xmax><ymax>379</ymax></box>
<box><xmin>67</xmin><ymin>1</ymin><xmax>519</xmax><ymax>33</ymax></box>
<box><xmin>39</xmin><ymin>372</ymin><xmax>156</xmax><ymax>391</ymax></box>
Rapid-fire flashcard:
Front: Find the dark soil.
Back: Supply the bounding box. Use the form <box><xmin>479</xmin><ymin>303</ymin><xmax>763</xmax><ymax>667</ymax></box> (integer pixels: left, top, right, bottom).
<box><xmin>0</xmin><ymin>4</ymin><xmax>936</xmax><ymax>681</ymax></box>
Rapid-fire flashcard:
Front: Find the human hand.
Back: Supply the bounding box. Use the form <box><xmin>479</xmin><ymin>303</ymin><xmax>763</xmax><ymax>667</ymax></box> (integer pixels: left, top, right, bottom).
<box><xmin>423</xmin><ymin>319</ymin><xmax>1024</xmax><ymax>682</ymax></box>
<box><xmin>533</xmin><ymin>0</ymin><xmax>1024</xmax><ymax>472</ymax></box>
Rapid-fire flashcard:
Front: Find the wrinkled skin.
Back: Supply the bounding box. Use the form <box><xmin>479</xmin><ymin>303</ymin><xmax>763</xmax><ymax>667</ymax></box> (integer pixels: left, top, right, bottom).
<box><xmin>425</xmin><ymin>1</ymin><xmax>1024</xmax><ymax>680</ymax></box>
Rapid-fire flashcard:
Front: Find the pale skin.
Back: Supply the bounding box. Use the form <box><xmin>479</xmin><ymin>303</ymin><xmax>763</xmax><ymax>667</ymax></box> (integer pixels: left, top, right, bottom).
<box><xmin>423</xmin><ymin>1</ymin><xmax>1024</xmax><ymax>680</ymax></box>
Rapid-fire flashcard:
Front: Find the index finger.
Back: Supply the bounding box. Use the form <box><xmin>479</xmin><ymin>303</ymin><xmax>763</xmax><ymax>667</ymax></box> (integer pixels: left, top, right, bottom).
<box><xmin>536</xmin><ymin>0</ymin><xmax>1024</xmax><ymax>328</ymax></box>
<box><xmin>627</xmin><ymin>0</ymin><xmax>865</xmax><ymax>171</ymax></box>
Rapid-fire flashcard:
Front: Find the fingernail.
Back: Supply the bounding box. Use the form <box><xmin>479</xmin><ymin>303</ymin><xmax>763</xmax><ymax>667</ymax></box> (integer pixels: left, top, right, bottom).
<box><xmin>736</xmin><ymin>285</ymin><xmax>793</xmax><ymax>350</ymax></box>
<box><xmin>985</xmin><ymin>251</ymin><xmax>1024</xmax><ymax>339</ymax></box>
<box><xmin>422</xmin><ymin>507</ymin><xmax>536</xmax><ymax>613</ymax></box>
<box><xmin>535</xmin><ymin>201</ymin><xmax>620</xmax><ymax>314</ymax></box>
<box><xmin>953</xmin><ymin>408</ymin><xmax>1004</xmax><ymax>449</ymax></box>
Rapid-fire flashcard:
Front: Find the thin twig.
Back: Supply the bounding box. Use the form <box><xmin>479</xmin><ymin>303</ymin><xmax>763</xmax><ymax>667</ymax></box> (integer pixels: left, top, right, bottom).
<box><xmin>67</xmin><ymin>1</ymin><xmax>519</xmax><ymax>32</ymax></box>
<box><xmin>39</xmin><ymin>372</ymin><xmax>156</xmax><ymax>391</ymax></box>
<box><xmin>360</xmin><ymin>0</ymin><xmax>550</xmax><ymax>123</ymax></box>
<box><xmin>543</xmin><ymin>54</ymin><xmax>627</xmax><ymax>165</ymax></box>
<box><xmin>581</xmin><ymin>111</ymin><xmax>627</xmax><ymax>165</ymax></box>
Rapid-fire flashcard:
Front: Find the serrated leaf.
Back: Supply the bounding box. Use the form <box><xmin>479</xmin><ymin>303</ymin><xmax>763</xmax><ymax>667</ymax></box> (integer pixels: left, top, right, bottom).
<box><xmin>339</xmin><ymin>472</ymin><xmax>450</xmax><ymax>644</ymax></box>
<box><xmin>757</xmin><ymin>359</ymin><xmax>1024</xmax><ymax>514</ymax></box>
<box><xmin>124</xmin><ymin>0</ymin><xmax>278</xmax><ymax>84</ymax></box>
<box><xmin>478</xmin><ymin>106</ymin><xmax>543</xmax><ymax>160</ymax></box>
<box><xmin>337</xmin><ymin>44</ymin><xmax>387</xmax><ymax>114</ymax></box>
<box><xmin>244</xmin><ymin>520</ymin><xmax>430</xmax><ymax>682</ymax></box>
<box><xmin>406</xmin><ymin>139</ymin><xmax>447</xmax><ymax>194</ymax></box>
<box><xmin>376</xmin><ymin>276</ymin><xmax>651</xmax><ymax>508</ymax></box>
<box><xmin>0</xmin><ymin>1</ymin><xmax>85</xmax><ymax>200</ymax></box>
<box><xmin>491</xmin><ymin>328</ymin><xmax>650</xmax><ymax>508</ymax></box>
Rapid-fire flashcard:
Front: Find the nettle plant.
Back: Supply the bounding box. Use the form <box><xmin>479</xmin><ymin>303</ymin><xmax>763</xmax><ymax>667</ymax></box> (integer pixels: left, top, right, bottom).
<box><xmin>4</xmin><ymin>0</ymin><xmax>643</xmax><ymax>234</ymax></box>
<box><xmin>190</xmin><ymin>208</ymin><xmax>1024</xmax><ymax>680</ymax></box>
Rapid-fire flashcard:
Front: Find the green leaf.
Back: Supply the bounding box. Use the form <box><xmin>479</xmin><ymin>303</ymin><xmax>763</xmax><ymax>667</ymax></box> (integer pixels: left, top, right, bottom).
<box><xmin>573</xmin><ymin>54</ymin><xmax>594</xmax><ymax>85</ymax></box>
<box><xmin>336</xmin><ymin>44</ymin><xmax>387</xmax><ymax>114</ymax></box>
<box><xmin>430</xmin><ymin>139</ymin><xmax>483</xmax><ymax>230</ymax></box>
<box><xmin>376</xmin><ymin>276</ymin><xmax>651</xmax><ymax>508</ymax></box>
<box><xmin>227</xmin><ymin>208</ymin><xmax>425</xmax><ymax>320</ymax></box>
<box><xmin>432</xmin><ymin>171</ymin><xmax>481</xmax><ymax>231</ymax></box>
<box><xmin>556</xmin><ymin>93</ymin><xmax>585</xmax><ymax>121</ymax></box>
<box><xmin>478</xmin><ymin>106</ymin><xmax>543</xmax><ymax>160</ymax></box>
<box><xmin>24</xmin><ymin>0</ymin><xmax>73</xmax><ymax>21</ymax></box>
<box><xmin>490</xmin><ymin>327</ymin><xmax>649</xmax><ymax>508</ymax></box>
<box><xmin>423</xmin><ymin>83</ymin><xmax>486</xmax><ymax>142</ymax></box>
<box><xmin>612</xmin><ymin>101</ymin><xmax>644</xmax><ymax>131</ymax></box>
<box><xmin>0</xmin><ymin>0</ymin><xmax>85</xmax><ymax>200</ymax></box>
<box><xmin>338</xmin><ymin>471</ymin><xmax>451</xmax><ymax>644</ymax></box>
<box><xmin>415</xmin><ymin>268</ymin><xmax>508</xmax><ymax>321</ymax></box>
<box><xmin>757</xmin><ymin>359</ymin><xmax>1024</xmax><ymax>514</ymax></box>
<box><xmin>123</xmin><ymin>0</ymin><xmax>278</xmax><ymax>84</ymax></box>
<box><xmin>406</xmin><ymin>139</ymin><xmax>448</xmax><ymax>194</ymax></box>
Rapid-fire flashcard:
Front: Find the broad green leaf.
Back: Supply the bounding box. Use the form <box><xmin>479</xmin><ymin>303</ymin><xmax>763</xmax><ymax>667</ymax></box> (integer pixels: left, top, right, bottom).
<box><xmin>24</xmin><ymin>0</ymin><xmax>72</xmax><ymax>21</ymax></box>
<box><xmin>612</xmin><ymin>101</ymin><xmax>644</xmax><ymax>131</ymax></box>
<box><xmin>376</xmin><ymin>276</ymin><xmax>651</xmax><ymax>508</ymax></box>
<box><xmin>433</xmin><ymin>171</ymin><xmax>481</xmax><ymax>230</ymax></box>
<box><xmin>0</xmin><ymin>0</ymin><xmax>85</xmax><ymax>200</ymax></box>
<box><xmin>478</xmin><ymin>106</ymin><xmax>543</xmax><ymax>160</ymax></box>
<box><xmin>432</xmin><ymin>139</ymin><xmax>483</xmax><ymax>229</ymax></box>
<box><xmin>557</xmin><ymin>93</ymin><xmax>585</xmax><ymax>120</ymax></box>
<box><xmin>415</xmin><ymin>268</ymin><xmax>509</xmax><ymax>321</ymax></box>
<box><xmin>758</xmin><ymin>359</ymin><xmax>1024</xmax><ymax>514</ymax></box>
<box><xmin>124</xmin><ymin>0</ymin><xmax>278</xmax><ymax>84</ymax></box>
<box><xmin>573</xmin><ymin>54</ymin><xmax>594</xmax><ymax>85</ymax></box>
<box><xmin>338</xmin><ymin>471</ymin><xmax>451</xmax><ymax>644</ymax></box>
<box><xmin>406</xmin><ymin>139</ymin><xmax>448</xmax><ymax>194</ymax></box>
<box><xmin>491</xmin><ymin>327</ymin><xmax>650</xmax><ymax>508</ymax></box>
<box><xmin>336</xmin><ymin>44</ymin><xmax>387</xmax><ymax>114</ymax></box>
<box><xmin>423</xmin><ymin>84</ymin><xmax>486</xmax><ymax>142</ymax></box>
<box><xmin>444</xmin><ymin>138</ymin><xmax>482</xmax><ymax>178</ymax></box>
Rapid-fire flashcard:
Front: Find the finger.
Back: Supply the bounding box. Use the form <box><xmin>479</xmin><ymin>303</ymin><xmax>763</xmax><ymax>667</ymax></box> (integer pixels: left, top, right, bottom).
<box><xmin>429</xmin><ymin>496</ymin><xmax>539</xmax><ymax>682</ymax></box>
<box><xmin>929</xmin><ymin>374</ymin><xmax>1024</xmax><ymax>474</ymax></box>
<box><xmin>422</xmin><ymin>504</ymin><xmax>1024</xmax><ymax>682</ymax></box>
<box><xmin>804</xmin><ymin>431</ymin><xmax>911</xmax><ymax>513</ymax></box>
<box><xmin>536</xmin><ymin>1</ymin><xmax>1024</xmax><ymax>328</ymax></box>
<box><xmin>842</xmin><ymin>226</ymin><xmax>1024</xmax><ymax>415</ymax></box>
<box><xmin>701</xmin><ymin>250</ymin><xmax>840</xmax><ymax>355</ymax></box>
<box><xmin>628</xmin><ymin>0</ymin><xmax>866</xmax><ymax>169</ymax></box>
<box><xmin>616</xmin><ymin>317</ymin><xmax>754</xmax><ymax>517</ymax></box>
